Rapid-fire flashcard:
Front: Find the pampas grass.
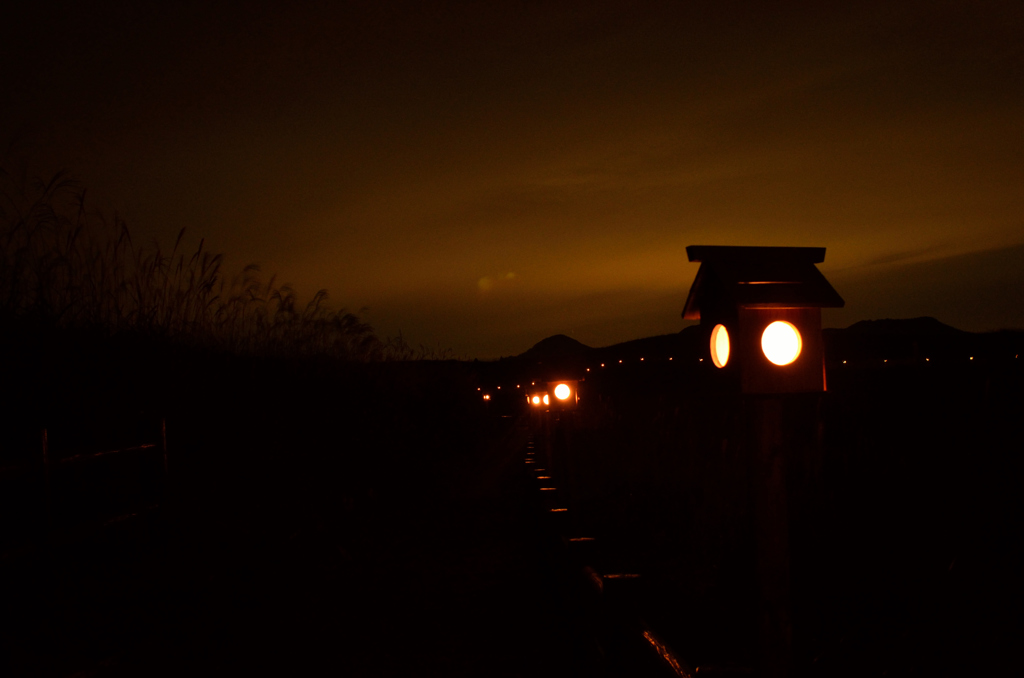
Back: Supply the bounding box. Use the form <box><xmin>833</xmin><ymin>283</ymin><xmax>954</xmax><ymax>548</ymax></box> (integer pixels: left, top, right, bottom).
<box><xmin>0</xmin><ymin>167</ymin><xmax>443</xmax><ymax>361</ymax></box>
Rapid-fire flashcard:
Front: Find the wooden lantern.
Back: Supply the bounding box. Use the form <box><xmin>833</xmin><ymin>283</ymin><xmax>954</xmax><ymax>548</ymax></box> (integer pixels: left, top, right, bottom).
<box><xmin>682</xmin><ymin>246</ymin><xmax>844</xmax><ymax>394</ymax></box>
<box><xmin>527</xmin><ymin>390</ymin><xmax>550</xmax><ymax>408</ymax></box>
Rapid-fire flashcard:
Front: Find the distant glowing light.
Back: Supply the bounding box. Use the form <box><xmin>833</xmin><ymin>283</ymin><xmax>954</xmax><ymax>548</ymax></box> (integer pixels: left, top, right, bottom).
<box><xmin>761</xmin><ymin>321</ymin><xmax>802</xmax><ymax>366</ymax></box>
<box><xmin>843</xmin><ymin>360</ymin><xmax>847</xmax><ymax>364</ymax></box>
<box><xmin>477</xmin><ymin>387</ymin><xmax>481</xmax><ymax>391</ymax></box>
<box><xmin>601</xmin><ymin>363</ymin><xmax>605</xmax><ymax>367</ymax></box>
<box><xmin>483</xmin><ymin>394</ymin><xmax>490</xmax><ymax>400</ymax></box>
<box><xmin>925</xmin><ymin>358</ymin><xmax>930</xmax><ymax>362</ymax></box>
<box><xmin>543</xmin><ymin>394</ymin><xmax>550</xmax><ymax>406</ymax></box>
<box><xmin>554</xmin><ymin>384</ymin><xmax>571</xmax><ymax>400</ymax></box>
<box><xmin>619</xmin><ymin>360</ymin><xmax>623</xmax><ymax>363</ymax></box>
<box><xmin>497</xmin><ymin>386</ymin><xmax>501</xmax><ymax>389</ymax></box>
<box><xmin>586</xmin><ymin>368</ymin><xmax>590</xmax><ymax>372</ymax></box>
<box><xmin>669</xmin><ymin>357</ymin><xmax>673</xmax><ymax>361</ymax></box>
<box><xmin>640</xmin><ymin>357</ymin><xmax>644</xmax><ymax>361</ymax></box>
<box><xmin>710</xmin><ymin>324</ymin><xmax>730</xmax><ymax>368</ymax></box>
<box><xmin>970</xmin><ymin>356</ymin><xmax>974</xmax><ymax>360</ymax></box>
<box><xmin>531</xmin><ymin>396</ymin><xmax>540</xmax><ymax>405</ymax></box>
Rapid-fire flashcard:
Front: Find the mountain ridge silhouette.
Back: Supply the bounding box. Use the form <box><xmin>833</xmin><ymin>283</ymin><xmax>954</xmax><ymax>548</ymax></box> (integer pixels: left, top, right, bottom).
<box><xmin>507</xmin><ymin>317</ymin><xmax>1022</xmax><ymax>368</ymax></box>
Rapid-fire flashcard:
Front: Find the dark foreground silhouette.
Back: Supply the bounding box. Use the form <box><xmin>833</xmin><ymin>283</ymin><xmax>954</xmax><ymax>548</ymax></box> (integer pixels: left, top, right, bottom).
<box><xmin>0</xmin><ymin>339</ymin><xmax>590</xmax><ymax>676</ymax></box>
<box><xmin>1</xmin><ymin>318</ymin><xmax>1021</xmax><ymax>676</ymax></box>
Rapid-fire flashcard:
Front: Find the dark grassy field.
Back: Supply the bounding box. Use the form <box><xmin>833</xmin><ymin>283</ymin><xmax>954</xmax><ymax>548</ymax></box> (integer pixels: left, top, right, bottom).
<box><xmin>0</xmin><ymin>334</ymin><xmax>601</xmax><ymax>677</ymax></box>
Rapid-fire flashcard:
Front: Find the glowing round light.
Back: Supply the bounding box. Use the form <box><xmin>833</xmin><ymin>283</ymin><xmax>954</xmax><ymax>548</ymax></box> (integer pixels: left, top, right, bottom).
<box><xmin>554</xmin><ymin>384</ymin><xmax>571</xmax><ymax>400</ymax></box>
<box><xmin>761</xmin><ymin>321</ymin><xmax>802</xmax><ymax>366</ymax></box>
<box><xmin>543</xmin><ymin>394</ymin><xmax>550</xmax><ymax>406</ymax></box>
<box><xmin>710</xmin><ymin>324</ymin><xmax>730</xmax><ymax>368</ymax></box>
<box><xmin>531</xmin><ymin>396</ymin><xmax>540</xmax><ymax>405</ymax></box>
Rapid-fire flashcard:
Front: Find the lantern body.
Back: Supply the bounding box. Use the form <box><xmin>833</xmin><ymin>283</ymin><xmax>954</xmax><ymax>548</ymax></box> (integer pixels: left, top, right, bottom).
<box><xmin>546</xmin><ymin>380</ymin><xmax>579</xmax><ymax>409</ymax></box>
<box><xmin>737</xmin><ymin>307</ymin><xmax>825</xmax><ymax>394</ymax></box>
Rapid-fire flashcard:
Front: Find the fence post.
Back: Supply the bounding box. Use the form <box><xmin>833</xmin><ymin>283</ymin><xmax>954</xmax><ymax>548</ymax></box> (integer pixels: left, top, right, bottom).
<box><xmin>160</xmin><ymin>417</ymin><xmax>168</xmax><ymax>476</ymax></box>
<box><xmin>160</xmin><ymin>416</ymin><xmax>170</xmax><ymax>506</ymax></box>
<box><xmin>41</xmin><ymin>427</ymin><xmax>52</xmax><ymax>534</ymax></box>
<box><xmin>748</xmin><ymin>396</ymin><xmax>793</xmax><ymax>678</ymax></box>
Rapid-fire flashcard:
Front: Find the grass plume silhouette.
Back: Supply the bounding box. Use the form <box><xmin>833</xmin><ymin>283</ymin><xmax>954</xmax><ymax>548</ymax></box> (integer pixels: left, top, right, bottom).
<box><xmin>0</xmin><ymin>167</ymin><xmax>446</xmax><ymax>361</ymax></box>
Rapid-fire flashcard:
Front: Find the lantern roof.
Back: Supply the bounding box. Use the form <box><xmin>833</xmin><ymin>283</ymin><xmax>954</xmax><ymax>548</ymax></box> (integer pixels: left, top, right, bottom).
<box><xmin>682</xmin><ymin>245</ymin><xmax>844</xmax><ymax>320</ymax></box>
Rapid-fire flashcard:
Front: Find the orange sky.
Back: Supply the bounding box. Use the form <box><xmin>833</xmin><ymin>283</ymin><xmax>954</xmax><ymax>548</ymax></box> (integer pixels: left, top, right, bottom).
<box><xmin>3</xmin><ymin>1</ymin><xmax>1022</xmax><ymax>357</ymax></box>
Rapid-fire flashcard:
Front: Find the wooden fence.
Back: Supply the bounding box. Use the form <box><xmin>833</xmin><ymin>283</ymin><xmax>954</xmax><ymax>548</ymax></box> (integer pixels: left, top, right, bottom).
<box><xmin>0</xmin><ymin>418</ymin><xmax>168</xmax><ymax>560</ymax></box>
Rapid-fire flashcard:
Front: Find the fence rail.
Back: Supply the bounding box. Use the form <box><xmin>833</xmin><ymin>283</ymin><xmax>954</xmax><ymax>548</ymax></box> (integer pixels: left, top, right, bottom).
<box><xmin>0</xmin><ymin>418</ymin><xmax>168</xmax><ymax>560</ymax></box>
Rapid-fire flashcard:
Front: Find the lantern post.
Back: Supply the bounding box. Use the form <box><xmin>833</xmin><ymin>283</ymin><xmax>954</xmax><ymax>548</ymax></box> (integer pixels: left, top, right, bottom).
<box><xmin>682</xmin><ymin>245</ymin><xmax>844</xmax><ymax>678</ymax></box>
